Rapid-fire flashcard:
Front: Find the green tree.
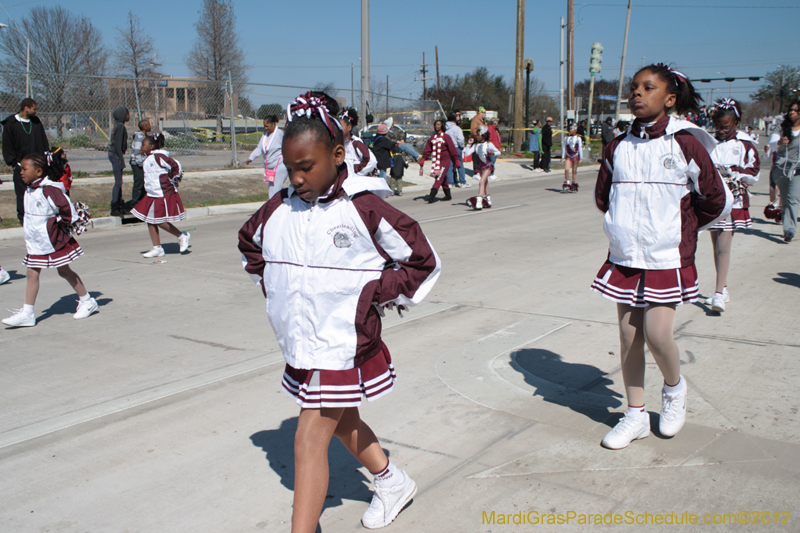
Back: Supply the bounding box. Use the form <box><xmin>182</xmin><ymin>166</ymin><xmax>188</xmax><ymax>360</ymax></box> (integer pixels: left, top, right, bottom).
<box><xmin>431</xmin><ymin>67</ymin><xmax>513</xmax><ymax>124</ymax></box>
<box><xmin>750</xmin><ymin>65</ymin><xmax>800</xmax><ymax>114</ymax></box>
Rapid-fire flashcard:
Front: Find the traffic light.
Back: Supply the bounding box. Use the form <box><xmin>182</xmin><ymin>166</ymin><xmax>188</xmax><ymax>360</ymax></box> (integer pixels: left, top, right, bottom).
<box><xmin>590</xmin><ymin>42</ymin><xmax>603</xmax><ymax>75</ymax></box>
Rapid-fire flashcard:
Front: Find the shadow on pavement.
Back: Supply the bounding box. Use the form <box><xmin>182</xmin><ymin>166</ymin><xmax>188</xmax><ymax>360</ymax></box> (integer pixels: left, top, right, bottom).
<box><xmin>510</xmin><ymin>348</ymin><xmax>623</xmax><ymax>426</ymax></box>
<box><xmin>774</xmin><ymin>272</ymin><xmax>800</xmax><ymax>289</ymax></box>
<box><xmin>250</xmin><ymin>417</ymin><xmax>380</xmax><ymax>512</ymax></box>
<box><xmin>37</xmin><ymin>291</ymin><xmax>111</xmax><ymax>323</ymax></box>
<box><xmin>739</xmin><ymin>225</ymin><xmax>785</xmax><ymax>244</ymax></box>
<box><xmin>4</xmin><ymin>269</ymin><xmax>26</xmax><ymax>281</ymax></box>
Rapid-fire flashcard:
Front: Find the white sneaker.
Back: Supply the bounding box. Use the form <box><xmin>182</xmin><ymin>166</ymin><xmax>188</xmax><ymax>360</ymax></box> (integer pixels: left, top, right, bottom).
<box><xmin>361</xmin><ymin>469</ymin><xmax>417</xmax><ymax>529</ymax></box>
<box><xmin>462</xmin><ymin>182</ymin><xmax>471</xmax><ymax>188</ymax></box>
<box><xmin>489</xmin><ymin>174</ymin><xmax>497</xmax><ymax>181</ymax></box>
<box><xmin>2</xmin><ymin>309</ymin><xmax>36</xmax><ymax>327</ymax></box>
<box><xmin>143</xmin><ymin>246</ymin><xmax>165</xmax><ymax>258</ymax></box>
<box><xmin>704</xmin><ymin>288</ymin><xmax>729</xmax><ymax>305</ymax></box>
<box><xmin>178</xmin><ymin>232</ymin><xmax>191</xmax><ymax>252</ymax></box>
<box><xmin>601</xmin><ymin>412</ymin><xmax>650</xmax><ymax>449</ymax></box>
<box><xmin>475</xmin><ymin>196</ymin><xmax>483</xmax><ymax>209</ymax></box>
<box><xmin>660</xmin><ymin>379</ymin><xmax>687</xmax><ymax>437</ymax></box>
<box><xmin>0</xmin><ymin>268</ymin><xmax>10</xmax><ymax>285</ymax></box>
<box><xmin>74</xmin><ymin>298</ymin><xmax>98</xmax><ymax>320</ymax></box>
<box><xmin>484</xmin><ymin>196</ymin><xmax>492</xmax><ymax>207</ymax></box>
<box><xmin>710</xmin><ymin>293</ymin><xmax>726</xmax><ymax>312</ymax></box>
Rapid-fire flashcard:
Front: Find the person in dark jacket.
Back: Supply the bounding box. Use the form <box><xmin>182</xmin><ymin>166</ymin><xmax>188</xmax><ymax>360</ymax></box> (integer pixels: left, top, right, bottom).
<box><xmin>1</xmin><ymin>98</ymin><xmax>50</xmax><ymax>223</ymax></box>
<box><xmin>371</xmin><ymin>123</ymin><xmax>398</xmax><ymax>178</ymax></box>
<box><xmin>601</xmin><ymin>117</ymin><xmax>615</xmax><ymax>150</ymax></box>
<box><xmin>540</xmin><ymin>116</ymin><xmax>553</xmax><ymax>172</ymax></box>
<box><xmin>108</xmin><ymin>106</ymin><xmax>130</xmax><ymax>216</ymax></box>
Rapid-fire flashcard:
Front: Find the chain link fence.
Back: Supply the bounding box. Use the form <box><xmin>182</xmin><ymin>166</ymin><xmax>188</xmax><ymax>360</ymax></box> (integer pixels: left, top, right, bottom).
<box><xmin>0</xmin><ymin>70</ymin><xmax>444</xmax><ymax>174</ymax></box>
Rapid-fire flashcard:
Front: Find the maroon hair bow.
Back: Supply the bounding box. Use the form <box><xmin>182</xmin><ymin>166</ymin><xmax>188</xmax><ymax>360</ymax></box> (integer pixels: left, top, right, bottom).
<box><xmin>657</xmin><ymin>63</ymin><xmax>687</xmax><ymax>86</ymax></box>
<box><xmin>287</xmin><ymin>92</ymin><xmax>341</xmax><ymax>139</ymax></box>
<box><xmin>716</xmin><ymin>98</ymin><xmax>740</xmax><ymax>117</ymax></box>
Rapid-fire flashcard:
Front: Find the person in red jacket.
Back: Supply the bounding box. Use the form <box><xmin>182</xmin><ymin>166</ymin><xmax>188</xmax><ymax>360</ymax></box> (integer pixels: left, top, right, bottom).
<box><xmin>418</xmin><ymin>119</ymin><xmax>460</xmax><ymax>203</ymax></box>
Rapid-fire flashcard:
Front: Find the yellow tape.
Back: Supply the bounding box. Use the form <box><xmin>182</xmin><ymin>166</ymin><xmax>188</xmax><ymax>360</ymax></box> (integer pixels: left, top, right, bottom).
<box><xmin>89</xmin><ymin>117</ymin><xmax>109</xmax><ymax>140</ymax></box>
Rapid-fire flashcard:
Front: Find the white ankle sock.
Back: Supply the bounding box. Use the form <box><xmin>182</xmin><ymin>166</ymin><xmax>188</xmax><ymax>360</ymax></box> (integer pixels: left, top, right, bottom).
<box><xmin>22</xmin><ymin>304</ymin><xmax>34</xmax><ymax>314</ymax></box>
<box><xmin>79</xmin><ymin>293</ymin><xmax>91</xmax><ymax>302</ymax></box>
<box><xmin>627</xmin><ymin>405</ymin><xmax>647</xmax><ymax>420</ymax></box>
<box><xmin>373</xmin><ymin>461</ymin><xmax>402</xmax><ymax>487</ymax></box>
<box><xmin>664</xmin><ymin>376</ymin><xmax>685</xmax><ymax>394</ymax></box>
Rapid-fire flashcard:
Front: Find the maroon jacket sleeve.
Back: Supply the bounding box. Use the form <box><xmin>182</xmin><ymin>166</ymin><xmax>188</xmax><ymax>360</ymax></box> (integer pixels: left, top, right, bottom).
<box><xmin>154</xmin><ymin>153</ymin><xmax>181</xmax><ymax>194</ymax></box>
<box><xmin>42</xmin><ymin>185</ymin><xmax>74</xmax><ymax>251</ymax></box>
<box><xmin>595</xmin><ymin>136</ymin><xmax>624</xmax><ymax>213</ymax></box>
<box><xmin>675</xmin><ymin>131</ymin><xmax>728</xmax><ymax>228</ymax></box>
<box><xmin>351</xmin><ymin>138</ymin><xmax>371</xmax><ymax>174</ymax></box>
<box><xmin>237</xmin><ymin>191</ymin><xmax>287</xmax><ymax>296</ymax></box>
<box><xmin>351</xmin><ymin>192</ymin><xmax>440</xmax><ymax>306</ymax></box>
<box><xmin>730</xmin><ymin>139</ymin><xmax>760</xmax><ymax>179</ymax></box>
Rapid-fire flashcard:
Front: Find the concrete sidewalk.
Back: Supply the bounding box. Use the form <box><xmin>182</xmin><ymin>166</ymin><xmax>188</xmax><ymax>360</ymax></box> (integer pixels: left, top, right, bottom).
<box><xmin>0</xmin><ymin>162</ymin><xmax>797</xmax><ymax>532</ymax></box>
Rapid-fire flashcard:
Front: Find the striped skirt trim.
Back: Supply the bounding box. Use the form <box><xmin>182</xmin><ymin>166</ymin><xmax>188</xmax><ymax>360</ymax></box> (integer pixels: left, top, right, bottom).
<box><xmin>281</xmin><ymin>344</ymin><xmax>396</xmax><ymax>408</ymax></box>
<box><xmin>708</xmin><ymin>208</ymin><xmax>752</xmax><ymax>231</ymax></box>
<box><xmin>590</xmin><ymin>260</ymin><xmax>698</xmax><ymax>308</ymax></box>
<box><xmin>131</xmin><ymin>193</ymin><xmax>186</xmax><ymax>225</ymax></box>
<box><xmin>23</xmin><ymin>238</ymin><xmax>84</xmax><ymax>268</ymax></box>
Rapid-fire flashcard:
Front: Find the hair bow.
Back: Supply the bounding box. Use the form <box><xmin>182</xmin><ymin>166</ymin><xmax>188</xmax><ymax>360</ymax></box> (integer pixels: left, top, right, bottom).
<box><xmin>716</xmin><ymin>98</ymin><xmax>740</xmax><ymax>117</ymax></box>
<box><xmin>45</xmin><ymin>151</ymin><xmax>53</xmax><ymax>166</ymax></box>
<box><xmin>287</xmin><ymin>92</ymin><xmax>341</xmax><ymax>139</ymax></box>
<box><xmin>657</xmin><ymin>63</ymin><xmax>687</xmax><ymax>86</ymax></box>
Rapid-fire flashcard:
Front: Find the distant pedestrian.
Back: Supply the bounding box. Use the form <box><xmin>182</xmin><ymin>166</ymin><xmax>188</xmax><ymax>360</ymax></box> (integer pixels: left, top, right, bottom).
<box><xmin>2</xmin><ymin>153</ymin><xmax>97</xmax><ymax>328</ymax></box>
<box><xmin>388</xmin><ymin>149</ymin><xmax>408</xmax><ymax>196</ymax></box>
<box><xmin>561</xmin><ymin>124</ymin><xmax>583</xmax><ymax>192</ymax></box>
<box><xmin>49</xmin><ymin>147</ymin><xmax>73</xmax><ymax>195</ymax></box>
<box><xmin>769</xmin><ymin>99</ymin><xmax>800</xmax><ymax>242</ymax></box>
<box><xmin>108</xmin><ymin>106</ymin><xmax>130</xmax><ymax>216</ymax></box>
<box><xmin>339</xmin><ymin>108</ymin><xmax>377</xmax><ymax>176</ymax></box>
<box><xmin>577</xmin><ymin>119</ymin><xmax>587</xmax><ymax>143</ymax></box>
<box><xmin>245</xmin><ymin>114</ymin><xmax>287</xmax><ymax>199</ymax></box>
<box><xmin>540</xmin><ymin>117</ymin><xmax>553</xmax><ymax>172</ymax></box>
<box><xmin>445</xmin><ymin>113</ymin><xmax>468</xmax><ymax>187</ymax></box>
<box><xmin>601</xmin><ymin>117</ymin><xmax>615</xmax><ymax>150</ymax></box>
<box><xmin>130</xmin><ymin>133</ymin><xmax>191</xmax><ymax>257</ymax></box>
<box><xmin>2</xmin><ymin>98</ymin><xmax>50</xmax><ymax>223</ymax></box>
<box><xmin>464</xmin><ymin>125</ymin><xmax>501</xmax><ymax>209</ymax></box>
<box><xmin>529</xmin><ymin>119</ymin><xmax>542</xmax><ymax>171</ymax></box>
<box><xmin>129</xmin><ymin>119</ymin><xmax>151</xmax><ymax>207</ymax></box>
<box><xmin>592</xmin><ymin>63</ymin><xmax>731</xmax><ymax>451</ymax></box>
<box><xmin>419</xmin><ymin>119</ymin><xmax>460</xmax><ymax>203</ymax></box>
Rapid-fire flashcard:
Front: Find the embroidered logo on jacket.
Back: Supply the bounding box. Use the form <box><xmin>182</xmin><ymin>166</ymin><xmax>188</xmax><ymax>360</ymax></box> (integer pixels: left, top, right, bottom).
<box><xmin>328</xmin><ymin>224</ymin><xmax>359</xmax><ymax>248</ymax></box>
<box><xmin>660</xmin><ymin>154</ymin><xmax>678</xmax><ymax>170</ymax></box>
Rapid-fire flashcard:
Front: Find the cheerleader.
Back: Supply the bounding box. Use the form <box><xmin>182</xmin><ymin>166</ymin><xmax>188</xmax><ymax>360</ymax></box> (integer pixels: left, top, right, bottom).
<box><xmin>592</xmin><ymin>63</ymin><xmax>731</xmax><ymax>450</ymax></box>
<box><xmin>130</xmin><ymin>134</ymin><xmax>190</xmax><ymax>257</ymax></box>
<box><xmin>2</xmin><ymin>153</ymin><xmax>97</xmax><ymax>327</ymax></box>
<box><xmin>562</xmin><ymin>123</ymin><xmax>583</xmax><ymax>192</ymax></box>
<box><xmin>463</xmin><ymin>126</ymin><xmax>501</xmax><ymax>209</ymax></box>
<box><xmin>419</xmin><ymin>119</ymin><xmax>460</xmax><ymax>203</ymax></box>
<box><xmin>705</xmin><ymin>99</ymin><xmax>759</xmax><ymax>312</ymax></box>
<box><xmin>49</xmin><ymin>147</ymin><xmax>72</xmax><ymax>194</ymax></box>
<box><xmin>338</xmin><ymin>108</ymin><xmax>377</xmax><ymax>176</ymax></box>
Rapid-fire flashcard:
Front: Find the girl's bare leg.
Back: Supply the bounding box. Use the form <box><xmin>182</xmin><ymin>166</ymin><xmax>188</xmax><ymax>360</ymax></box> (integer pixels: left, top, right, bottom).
<box><xmin>148</xmin><ymin>224</ymin><xmax>161</xmax><ymax>247</ymax></box>
<box><xmin>333</xmin><ymin>407</ymin><xmax>388</xmax><ymax>474</ymax></box>
<box><xmin>24</xmin><ymin>267</ymin><xmax>41</xmax><ymax>306</ymax></box>
<box><xmin>292</xmin><ymin>407</ymin><xmax>344</xmax><ymax>533</ymax></box>
<box><xmin>158</xmin><ymin>222</ymin><xmax>182</xmax><ymax>238</ymax></box>
<box><xmin>572</xmin><ymin>159</ymin><xmax>579</xmax><ymax>184</ymax></box>
<box><xmin>56</xmin><ymin>265</ymin><xmax>88</xmax><ymax>297</ymax></box>
<box><xmin>642</xmin><ymin>303</ymin><xmax>681</xmax><ymax>387</ymax></box>
<box><xmin>564</xmin><ymin>159</ymin><xmax>571</xmax><ymax>182</ymax></box>
<box><xmin>479</xmin><ymin>169</ymin><xmax>491</xmax><ymax>197</ymax></box>
<box><xmin>616</xmin><ymin>304</ymin><xmax>646</xmax><ymax>407</ymax></box>
<box><xmin>711</xmin><ymin>230</ymin><xmax>732</xmax><ymax>293</ymax></box>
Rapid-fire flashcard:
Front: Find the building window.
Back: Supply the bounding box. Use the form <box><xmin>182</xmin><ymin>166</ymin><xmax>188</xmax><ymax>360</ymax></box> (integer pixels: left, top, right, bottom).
<box><xmin>166</xmin><ymin>88</ymin><xmax>175</xmax><ymax>98</ymax></box>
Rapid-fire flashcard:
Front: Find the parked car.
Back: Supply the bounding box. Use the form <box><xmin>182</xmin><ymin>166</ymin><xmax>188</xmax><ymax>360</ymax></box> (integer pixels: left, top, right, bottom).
<box><xmin>359</xmin><ymin>124</ymin><xmax>428</xmax><ymax>154</ymax></box>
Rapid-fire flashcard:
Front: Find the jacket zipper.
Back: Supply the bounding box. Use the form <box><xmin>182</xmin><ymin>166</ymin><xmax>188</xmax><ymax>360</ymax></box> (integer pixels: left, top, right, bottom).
<box><xmin>300</xmin><ymin>201</ymin><xmax>317</xmax><ymax>363</ymax></box>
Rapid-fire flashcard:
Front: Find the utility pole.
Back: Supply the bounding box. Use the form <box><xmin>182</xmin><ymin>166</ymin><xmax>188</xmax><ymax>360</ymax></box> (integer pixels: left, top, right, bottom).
<box><xmin>513</xmin><ymin>0</ymin><xmax>525</xmax><ymax>152</ymax></box>
<box><xmin>421</xmin><ymin>52</ymin><xmax>428</xmax><ymax>98</ymax></box>
<box><xmin>229</xmin><ymin>70</ymin><xmax>238</xmax><ymax>168</ymax></box>
<box><xmin>524</xmin><ymin>59</ymin><xmax>533</xmax><ymax>148</ymax></box>
<box><xmin>567</xmin><ymin>0</ymin><xmax>575</xmax><ymax>112</ymax></box>
<box><xmin>435</xmin><ymin>45</ymin><xmax>441</xmax><ymax>93</ymax></box>
<box><xmin>360</xmin><ymin>0</ymin><xmax>370</xmax><ymax>131</ymax></box>
<box><xmin>151</xmin><ymin>53</ymin><xmax>162</xmax><ymax>132</ymax></box>
<box><xmin>615</xmin><ymin>0</ymin><xmax>632</xmax><ymax>121</ymax></box>
<box><xmin>351</xmin><ymin>63</ymin><xmax>354</xmax><ymax>109</ymax></box>
<box><xmin>559</xmin><ymin>17</ymin><xmax>565</xmax><ymax>141</ymax></box>
<box><xmin>386</xmin><ymin>74</ymin><xmax>389</xmax><ymax>115</ymax></box>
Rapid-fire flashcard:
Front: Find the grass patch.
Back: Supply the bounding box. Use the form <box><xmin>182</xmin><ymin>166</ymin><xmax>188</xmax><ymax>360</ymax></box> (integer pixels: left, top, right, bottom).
<box><xmin>184</xmin><ymin>193</ymin><xmax>269</xmax><ymax>208</ymax></box>
<box><xmin>1</xmin><ymin>218</ymin><xmax>20</xmax><ymax>229</ymax></box>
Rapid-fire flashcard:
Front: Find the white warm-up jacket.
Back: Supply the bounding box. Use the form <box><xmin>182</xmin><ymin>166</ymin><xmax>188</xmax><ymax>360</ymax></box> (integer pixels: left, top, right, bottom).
<box><xmin>23</xmin><ymin>177</ymin><xmax>77</xmax><ymax>255</ymax></box>
<box><xmin>710</xmin><ymin>131</ymin><xmax>760</xmax><ymax>209</ymax></box>
<box><xmin>238</xmin><ymin>165</ymin><xmax>441</xmax><ymax>370</ymax></box>
<box><xmin>595</xmin><ymin>115</ymin><xmax>732</xmax><ymax>270</ymax></box>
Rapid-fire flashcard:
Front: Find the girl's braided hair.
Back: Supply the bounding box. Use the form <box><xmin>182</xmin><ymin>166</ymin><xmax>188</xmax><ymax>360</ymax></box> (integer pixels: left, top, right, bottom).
<box><xmin>284</xmin><ymin>91</ymin><xmax>343</xmax><ymax>149</ymax></box>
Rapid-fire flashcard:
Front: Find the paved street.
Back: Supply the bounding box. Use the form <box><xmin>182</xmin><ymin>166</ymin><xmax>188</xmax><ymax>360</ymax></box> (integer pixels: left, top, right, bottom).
<box><xmin>1</xmin><ymin>161</ymin><xmax>798</xmax><ymax>532</ymax></box>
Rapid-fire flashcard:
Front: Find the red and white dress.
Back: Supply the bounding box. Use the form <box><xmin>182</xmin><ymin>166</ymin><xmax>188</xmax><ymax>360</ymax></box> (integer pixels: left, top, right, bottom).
<box><xmin>238</xmin><ymin>167</ymin><xmax>441</xmax><ymax>408</ymax></box>
<box><xmin>131</xmin><ymin>149</ymin><xmax>185</xmax><ymax>224</ymax></box>
<box><xmin>708</xmin><ymin>131</ymin><xmax>760</xmax><ymax>231</ymax></box>
<box><xmin>464</xmin><ymin>140</ymin><xmax>501</xmax><ymax>175</ymax></box>
<box><xmin>22</xmin><ymin>177</ymin><xmax>84</xmax><ymax>268</ymax></box>
<box><xmin>591</xmin><ymin>116</ymin><xmax>732</xmax><ymax>307</ymax></box>
<box><xmin>562</xmin><ymin>134</ymin><xmax>583</xmax><ymax>163</ymax></box>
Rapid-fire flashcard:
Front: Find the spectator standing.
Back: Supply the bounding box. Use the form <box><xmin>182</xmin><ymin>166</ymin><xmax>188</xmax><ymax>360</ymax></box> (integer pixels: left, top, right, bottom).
<box><xmin>246</xmin><ymin>115</ymin><xmax>287</xmax><ymax>199</ymax></box>
<box><xmin>108</xmin><ymin>106</ymin><xmax>130</xmax><ymax>216</ymax></box>
<box><xmin>601</xmin><ymin>117</ymin><xmax>615</xmax><ymax>151</ymax></box>
<box><xmin>529</xmin><ymin>120</ymin><xmax>542</xmax><ymax>171</ymax></box>
<box><xmin>129</xmin><ymin>119</ymin><xmax>151</xmax><ymax>207</ymax></box>
<box><xmin>445</xmin><ymin>113</ymin><xmax>468</xmax><ymax>187</ymax></box>
<box><xmin>540</xmin><ymin>117</ymin><xmax>553</xmax><ymax>172</ymax></box>
<box><xmin>577</xmin><ymin>119</ymin><xmax>587</xmax><ymax>143</ymax></box>
<box><xmin>470</xmin><ymin>106</ymin><xmax>487</xmax><ymax>137</ymax></box>
<box><xmin>2</xmin><ymin>98</ymin><xmax>50</xmax><ymax>223</ymax></box>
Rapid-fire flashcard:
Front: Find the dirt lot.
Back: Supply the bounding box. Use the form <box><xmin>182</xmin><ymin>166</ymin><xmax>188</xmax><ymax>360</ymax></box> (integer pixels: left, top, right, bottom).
<box><xmin>0</xmin><ymin>174</ymin><xmax>270</xmax><ymax>226</ymax></box>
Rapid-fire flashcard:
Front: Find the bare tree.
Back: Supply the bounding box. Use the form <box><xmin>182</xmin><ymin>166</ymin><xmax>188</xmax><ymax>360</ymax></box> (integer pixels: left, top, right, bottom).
<box><xmin>113</xmin><ymin>12</ymin><xmax>156</xmax><ymax>121</ymax></box>
<box><xmin>0</xmin><ymin>6</ymin><xmax>108</xmax><ymax>137</ymax></box>
<box><xmin>185</xmin><ymin>0</ymin><xmax>248</xmax><ymax>138</ymax></box>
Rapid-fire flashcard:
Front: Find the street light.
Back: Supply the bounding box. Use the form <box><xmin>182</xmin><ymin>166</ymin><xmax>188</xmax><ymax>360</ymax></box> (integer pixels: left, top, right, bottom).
<box><xmin>0</xmin><ymin>23</ymin><xmax>30</xmax><ymax>98</ymax></box>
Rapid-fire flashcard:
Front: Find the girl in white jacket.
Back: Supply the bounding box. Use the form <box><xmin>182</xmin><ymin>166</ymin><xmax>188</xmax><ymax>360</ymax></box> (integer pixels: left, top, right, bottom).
<box><xmin>464</xmin><ymin>126</ymin><xmax>501</xmax><ymax>209</ymax></box>
<box><xmin>705</xmin><ymin>99</ymin><xmax>760</xmax><ymax>312</ymax></box>
<box><xmin>3</xmin><ymin>153</ymin><xmax>97</xmax><ymax>327</ymax></box>
<box><xmin>238</xmin><ymin>92</ymin><xmax>440</xmax><ymax>532</ymax></box>
<box><xmin>592</xmin><ymin>64</ymin><xmax>731</xmax><ymax>450</ymax></box>
<box><xmin>562</xmin><ymin>123</ymin><xmax>583</xmax><ymax>192</ymax></box>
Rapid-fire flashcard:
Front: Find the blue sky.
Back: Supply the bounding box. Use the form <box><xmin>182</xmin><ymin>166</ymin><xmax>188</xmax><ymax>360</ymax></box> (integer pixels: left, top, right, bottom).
<box><xmin>1</xmin><ymin>0</ymin><xmax>799</xmax><ymax>109</ymax></box>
